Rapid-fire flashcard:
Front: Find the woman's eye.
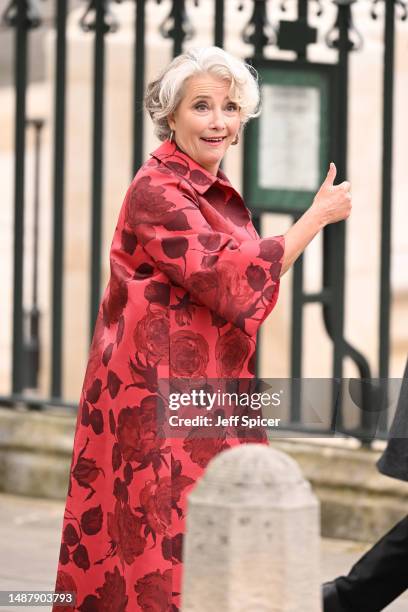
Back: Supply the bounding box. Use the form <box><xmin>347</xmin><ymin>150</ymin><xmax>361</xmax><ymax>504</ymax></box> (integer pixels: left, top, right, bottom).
<box><xmin>194</xmin><ymin>102</ymin><xmax>238</xmax><ymax>111</ymax></box>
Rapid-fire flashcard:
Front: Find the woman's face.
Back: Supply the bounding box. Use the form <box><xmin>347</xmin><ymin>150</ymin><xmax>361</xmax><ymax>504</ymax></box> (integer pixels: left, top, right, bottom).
<box><xmin>167</xmin><ymin>73</ymin><xmax>241</xmax><ymax>176</ymax></box>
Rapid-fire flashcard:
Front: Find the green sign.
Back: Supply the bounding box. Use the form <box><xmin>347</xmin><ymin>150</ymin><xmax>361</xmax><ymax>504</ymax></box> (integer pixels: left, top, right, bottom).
<box><xmin>243</xmin><ymin>59</ymin><xmax>338</xmax><ymax>214</ymax></box>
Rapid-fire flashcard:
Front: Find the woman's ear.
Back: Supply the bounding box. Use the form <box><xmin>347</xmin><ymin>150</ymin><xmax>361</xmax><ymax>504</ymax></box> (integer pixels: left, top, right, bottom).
<box><xmin>167</xmin><ymin>113</ymin><xmax>175</xmax><ymax>131</ymax></box>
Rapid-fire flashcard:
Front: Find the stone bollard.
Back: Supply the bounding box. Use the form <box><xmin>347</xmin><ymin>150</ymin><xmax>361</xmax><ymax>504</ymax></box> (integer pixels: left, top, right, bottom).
<box><xmin>181</xmin><ymin>444</ymin><xmax>321</xmax><ymax>612</ymax></box>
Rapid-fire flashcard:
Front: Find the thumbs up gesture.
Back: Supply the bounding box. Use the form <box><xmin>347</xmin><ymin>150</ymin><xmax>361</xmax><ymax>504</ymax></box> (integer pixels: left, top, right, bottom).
<box><xmin>311</xmin><ymin>162</ymin><xmax>352</xmax><ymax>226</ymax></box>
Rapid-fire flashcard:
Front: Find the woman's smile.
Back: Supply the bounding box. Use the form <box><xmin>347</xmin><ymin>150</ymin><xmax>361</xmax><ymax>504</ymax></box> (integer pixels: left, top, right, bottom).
<box><xmin>200</xmin><ymin>136</ymin><xmax>227</xmax><ymax>146</ymax></box>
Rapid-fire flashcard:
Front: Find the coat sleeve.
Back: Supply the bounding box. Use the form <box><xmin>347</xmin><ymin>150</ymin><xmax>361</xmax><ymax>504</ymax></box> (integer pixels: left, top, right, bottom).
<box><xmin>125</xmin><ymin>168</ymin><xmax>285</xmax><ymax>337</ymax></box>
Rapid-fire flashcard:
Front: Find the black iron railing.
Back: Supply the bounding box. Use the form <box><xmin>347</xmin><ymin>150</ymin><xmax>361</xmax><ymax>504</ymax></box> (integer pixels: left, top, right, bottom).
<box><xmin>0</xmin><ymin>0</ymin><xmax>405</xmax><ymax>443</ymax></box>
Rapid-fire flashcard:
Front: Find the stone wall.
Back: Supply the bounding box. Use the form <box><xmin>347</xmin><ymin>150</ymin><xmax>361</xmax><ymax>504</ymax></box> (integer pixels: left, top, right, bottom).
<box><xmin>1</xmin><ymin>407</ymin><xmax>408</xmax><ymax>543</ymax></box>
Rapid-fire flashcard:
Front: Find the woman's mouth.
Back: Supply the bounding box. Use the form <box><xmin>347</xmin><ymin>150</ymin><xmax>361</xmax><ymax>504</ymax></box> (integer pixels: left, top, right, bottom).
<box><xmin>200</xmin><ymin>136</ymin><xmax>226</xmax><ymax>146</ymax></box>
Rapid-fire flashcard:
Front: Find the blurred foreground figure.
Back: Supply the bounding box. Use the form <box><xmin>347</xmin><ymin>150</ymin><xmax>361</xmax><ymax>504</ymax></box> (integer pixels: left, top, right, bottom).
<box><xmin>323</xmin><ymin>359</ymin><xmax>408</xmax><ymax>612</ymax></box>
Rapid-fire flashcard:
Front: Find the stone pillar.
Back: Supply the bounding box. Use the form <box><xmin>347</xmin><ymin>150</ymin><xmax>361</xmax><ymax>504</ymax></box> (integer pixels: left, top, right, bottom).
<box><xmin>181</xmin><ymin>444</ymin><xmax>321</xmax><ymax>612</ymax></box>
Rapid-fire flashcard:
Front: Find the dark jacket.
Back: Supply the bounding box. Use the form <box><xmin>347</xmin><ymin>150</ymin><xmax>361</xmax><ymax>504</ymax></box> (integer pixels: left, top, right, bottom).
<box><xmin>377</xmin><ymin>359</ymin><xmax>408</xmax><ymax>482</ymax></box>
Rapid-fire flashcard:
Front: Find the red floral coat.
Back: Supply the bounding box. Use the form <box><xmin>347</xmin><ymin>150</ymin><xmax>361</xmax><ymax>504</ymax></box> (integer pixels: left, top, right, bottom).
<box><xmin>54</xmin><ymin>139</ymin><xmax>285</xmax><ymax>611</ymax></box>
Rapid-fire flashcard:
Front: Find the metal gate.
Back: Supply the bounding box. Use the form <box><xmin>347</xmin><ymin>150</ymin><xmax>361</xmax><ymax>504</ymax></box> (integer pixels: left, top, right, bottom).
<box><xmin>0</xmin><ymin>0</ymin><xmax>405</xmax><ymax>443</ymax></box>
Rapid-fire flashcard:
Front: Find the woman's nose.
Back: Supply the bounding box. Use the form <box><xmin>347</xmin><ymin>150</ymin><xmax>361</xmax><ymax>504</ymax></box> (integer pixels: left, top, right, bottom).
<box><xmin>209</xmin><ymin>109</ymin><xmax>226</xmax><ymax>129</ymax></box>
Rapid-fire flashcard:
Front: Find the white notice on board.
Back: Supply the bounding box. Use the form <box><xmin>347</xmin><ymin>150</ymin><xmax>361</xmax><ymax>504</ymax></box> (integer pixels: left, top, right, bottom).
<box><xmin>259</xmin><ymin>84</ymin><xmax>320</xmax><ymax>191</ymax></box>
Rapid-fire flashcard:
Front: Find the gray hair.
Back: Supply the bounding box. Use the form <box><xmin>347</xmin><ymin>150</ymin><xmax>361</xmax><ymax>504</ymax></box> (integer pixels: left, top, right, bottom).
<box><xmin>144</xmin><ymin>46</ymin><xmax>261</xmax><ymax>141</ymax></box>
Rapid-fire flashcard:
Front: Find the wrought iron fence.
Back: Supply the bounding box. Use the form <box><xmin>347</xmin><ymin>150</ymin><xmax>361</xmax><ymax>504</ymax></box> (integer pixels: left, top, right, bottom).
<box><xmin>0</xmin><ymin>0</ymin><xmax>406</xmax><ymax>442</ymax></box>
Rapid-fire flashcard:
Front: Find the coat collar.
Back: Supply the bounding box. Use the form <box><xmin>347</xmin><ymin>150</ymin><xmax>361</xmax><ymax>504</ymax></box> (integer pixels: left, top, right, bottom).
<box><xmin>149</xmin><ymin>139</ymin><xmax>234</xmax><ymax>195</ymax></box>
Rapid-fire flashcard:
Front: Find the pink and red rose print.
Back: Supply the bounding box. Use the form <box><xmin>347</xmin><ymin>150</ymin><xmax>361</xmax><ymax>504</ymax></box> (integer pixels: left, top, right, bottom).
<box><xmin>54</xmin><ymin>140</ymin><xmax>284</xmax><ymax>610</ymax></box>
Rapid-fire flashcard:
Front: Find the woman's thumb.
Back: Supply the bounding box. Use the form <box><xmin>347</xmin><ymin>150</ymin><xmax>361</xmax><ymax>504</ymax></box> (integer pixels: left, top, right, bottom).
<box><xmin>325</xmin><ymin>162</ymin><xmax>337</xmax><ymax>185</ymax></box>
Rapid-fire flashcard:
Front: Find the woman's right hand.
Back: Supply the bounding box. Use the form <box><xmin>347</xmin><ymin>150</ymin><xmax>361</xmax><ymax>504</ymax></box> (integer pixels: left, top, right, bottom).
<box><xmin>311</xmin><ymin>162</ymin><xmax>352</xmax><ymax>227</ymax></box>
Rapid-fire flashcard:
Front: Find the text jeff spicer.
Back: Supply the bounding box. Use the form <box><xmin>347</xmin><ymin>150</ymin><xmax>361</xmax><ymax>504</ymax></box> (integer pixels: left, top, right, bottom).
<box><xmin>168</xmin><ymin>414</ymin><xmax>281</xmax><ymax>428</ymax></box>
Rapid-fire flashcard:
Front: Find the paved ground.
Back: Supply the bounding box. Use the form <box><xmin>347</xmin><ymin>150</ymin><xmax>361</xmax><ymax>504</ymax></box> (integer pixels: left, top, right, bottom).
<box><xmin>0</xmin><ymin>493</ymin><xmax>408</xmax><ymax>611</ymax></box>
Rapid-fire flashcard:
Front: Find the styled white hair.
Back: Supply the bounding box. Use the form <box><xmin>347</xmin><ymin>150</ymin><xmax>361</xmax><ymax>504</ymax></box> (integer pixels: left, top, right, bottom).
<box><xmin>144</xmin><ymin>46</ymin><xmax>261</xmax><ymax>141</ymax></box>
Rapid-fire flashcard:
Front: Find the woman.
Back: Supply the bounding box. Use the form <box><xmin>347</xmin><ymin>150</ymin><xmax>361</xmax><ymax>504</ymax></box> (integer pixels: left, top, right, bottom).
<box><xmin>54</xmin><ymin>46</ymin><xmax>351</xmax><ymax>611</ymax></box>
